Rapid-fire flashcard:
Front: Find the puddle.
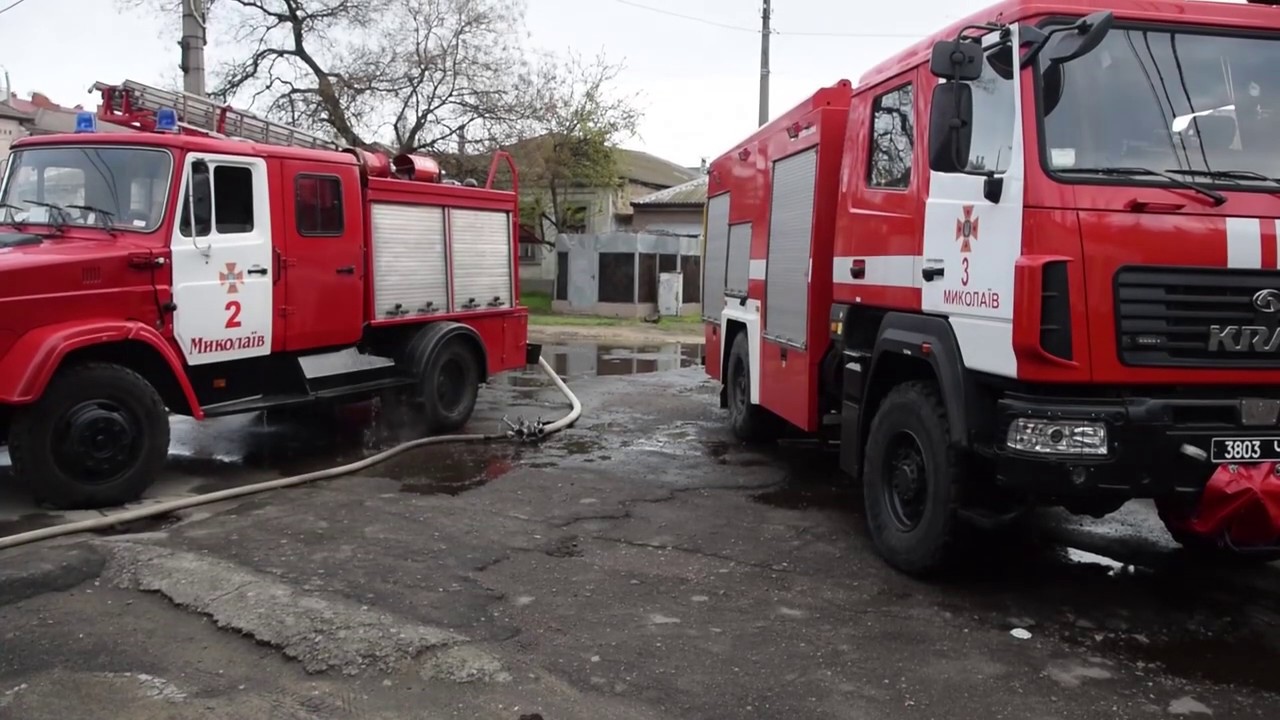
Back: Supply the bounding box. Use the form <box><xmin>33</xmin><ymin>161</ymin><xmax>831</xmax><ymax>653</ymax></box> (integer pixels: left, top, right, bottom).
<box><xmin>0</xmin><ymin>512</ymin><xmax>61</xmax><ymax>537</ymax></box>
<box><xmin>497</xmin><ymin>342</ymin><xmax>703</xmax><ymax>385</ymax></box>
<box><xmin>1112</xmin><ymin>633</ymin><xmax>1280</xmax><ymax>694</ymax></box>
<box><xmin>752</xmin><ymin>482</ymin><xmax>858</xmax><ymax>512</ymax></box>
<box><xmin>394</xmin><ymin>445</ymin><xmax>519</xmax><ymax>496</ymax></box>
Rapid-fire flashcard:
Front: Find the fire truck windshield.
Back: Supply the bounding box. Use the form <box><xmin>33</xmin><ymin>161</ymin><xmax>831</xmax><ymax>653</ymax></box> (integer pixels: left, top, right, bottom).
<box><xmin>0</xmin><ymin>146</ymin><xmax>172</xmax><ymax>233</ymax></box>
<box><xmin>1040</xmin><ymin>25</ymin><xmax>1280</xmax><ymax>188</ymax></box>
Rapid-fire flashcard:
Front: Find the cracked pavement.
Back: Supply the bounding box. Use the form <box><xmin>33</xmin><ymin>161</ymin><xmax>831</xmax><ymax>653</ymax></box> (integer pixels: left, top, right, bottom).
<box><xmin>2</xmin><ymin>355</ymin><xmax>1280</xmax><ymax>719</ymax></box>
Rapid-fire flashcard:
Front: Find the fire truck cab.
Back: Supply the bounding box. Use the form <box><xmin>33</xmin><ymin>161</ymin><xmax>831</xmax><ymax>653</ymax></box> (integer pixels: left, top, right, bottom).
<box><xmin>703</xmin><ymin>0</ymin><xmax>1280</xmax><ymax>574</ymax></box>
<box><xmin>0</xmin><ymin>81</ymin><xmax>531</xmax><ymax>510</ymax></box>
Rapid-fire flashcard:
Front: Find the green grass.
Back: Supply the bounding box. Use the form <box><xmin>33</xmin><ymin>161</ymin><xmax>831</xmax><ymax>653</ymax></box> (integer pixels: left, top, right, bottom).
<box><xmin>520</xmin><ymin>290</ymin><xmax>704</xmax><ymax>329</ymax></box>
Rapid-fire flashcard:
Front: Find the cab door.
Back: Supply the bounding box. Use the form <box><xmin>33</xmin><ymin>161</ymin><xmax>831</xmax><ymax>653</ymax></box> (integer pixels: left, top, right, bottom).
<box><xmin>171</xmin><ymin>153</ymin><xmax>274</xmax><ymax>366</ymax></box>
<box><xmin>280</xmin><ymin>162</ymin><xmax>364</xmax><ymax>350</ymax></box>
<box><xmin>919</xmin><ymin>24</ymin><xmax>1026</xmax><ymax>379</ymax></box>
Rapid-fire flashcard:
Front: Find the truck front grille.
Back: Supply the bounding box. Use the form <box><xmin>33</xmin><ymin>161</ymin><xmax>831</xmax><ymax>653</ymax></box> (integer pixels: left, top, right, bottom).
<box><xmin>1115</xmin><ymin>266</ymin><xmax>1280</xmax><ymax>367</ymax></box>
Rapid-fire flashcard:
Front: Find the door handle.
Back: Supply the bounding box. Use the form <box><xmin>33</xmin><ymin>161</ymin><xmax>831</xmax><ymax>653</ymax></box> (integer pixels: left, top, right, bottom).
<box><xmin>921</xmin><ymin>264</ymin><xmax>944</xmax><ymax>282</ymax></box>
<box><xmin>336</xmin><ymin>265</ymin><xmax>356</xmax><ymax>275</ymax></box>
<box><xmin>246</xmin><ymin>266</ymin><xmax>268</xmax><ymax>276</ymax></box>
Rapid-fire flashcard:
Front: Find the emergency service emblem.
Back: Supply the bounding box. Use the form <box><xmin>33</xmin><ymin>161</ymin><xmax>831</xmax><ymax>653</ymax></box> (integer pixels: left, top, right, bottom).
<box><xmin>219</xmin><ymin>263</ymin><xmax>244</xmax><ymax>294</ymax></box>
<box><xmin>956</xmin><ymin>205</ymin><xmax>979</xmax><ymax>253</ymax></box>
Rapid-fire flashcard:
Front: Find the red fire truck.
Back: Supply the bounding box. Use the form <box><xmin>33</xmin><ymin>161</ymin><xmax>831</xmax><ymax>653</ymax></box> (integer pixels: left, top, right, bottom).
<box><xmin>0</xmin><ymin>80</ymin><xmax>533</xmax><ymax>509</ymax></box>
<box><xmin>703</xmin><ymin>0</ymin><xmax>1280</xmax><ymax>574</ymax></box>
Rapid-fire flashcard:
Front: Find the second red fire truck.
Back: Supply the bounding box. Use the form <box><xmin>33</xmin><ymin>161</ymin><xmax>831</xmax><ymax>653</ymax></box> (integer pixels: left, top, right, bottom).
<box><xmin>0</xmin><ymin>80</ymin><xmax>533</xmax><ymax>510</ymax></box>
<box><xmin>703</xmin><ymin>0</ymin><xmax>1280</xmax><ymax>574</ymax></box>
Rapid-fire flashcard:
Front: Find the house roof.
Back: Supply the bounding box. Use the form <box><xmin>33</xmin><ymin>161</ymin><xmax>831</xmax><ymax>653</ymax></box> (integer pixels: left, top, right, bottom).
<box><xmin>632</xmin><ymin>175</ymin><xmax>707</xmax><ymax>208</ymax></box>
<box><xmin>2</xmin><ymin>92</ymin><xmax>133</xmax><ymax>134</ymax></box>
<box><xmin>614</xmin><ymin>148</ymin><xmax>699</xmax><ymax>189</ymax></box>
<box><xmin>482</xmin><ymin>134</ymin><xmax>697</xmax><ymax>190</ymax></box>
<box><xmin>0</xmin><ymin>102</ymin><xmax>33</xmax><ymax>122</ymax></box>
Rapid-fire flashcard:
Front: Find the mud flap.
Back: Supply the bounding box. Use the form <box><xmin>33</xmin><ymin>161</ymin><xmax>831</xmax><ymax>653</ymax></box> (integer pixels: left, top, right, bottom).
<box><xmin>1170</xmin><ymin>463</ymin><xmax>1280</xmax><ymax>547</ymax></box>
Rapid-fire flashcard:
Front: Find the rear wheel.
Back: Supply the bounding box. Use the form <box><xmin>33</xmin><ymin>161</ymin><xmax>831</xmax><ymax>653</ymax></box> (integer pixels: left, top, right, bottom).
<box><xmin>725</xmin><ymin>332</ymin><xmax>773</xmax><ymax>442</ymax></box>
<box><xmin>862</xmin><ymin>381</ymin><xmax>963</xmax><ymax>576</ymax></box>
<box><xmin>8</xmin><ymin>363</ymin><xmax>169</xmax><ymax>510</ymax></box>
<box><xmin>421</xmin><ymin>339</ymin><xmax>481</xmax><ymax>434</ymax></box>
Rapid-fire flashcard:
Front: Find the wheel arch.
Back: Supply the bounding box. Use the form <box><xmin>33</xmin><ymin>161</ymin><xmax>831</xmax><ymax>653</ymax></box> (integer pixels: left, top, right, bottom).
<box><xmin>862</xmin><ymin>313</ymin><xmax>975</xmax><ymax>451</ymax></box>
<box><xmin>0</xmin><ymin>320</ymin><xmax>202</xmax><ymax>418</ymax></box>
<box><xmin>400</xmin><ymin>321</ymin><xmax>489</xmax><ymax>386</ymax></box>
<box><xmin>720</xmin><ymin>300</ymin><xmax>762</xmax><ymax>405</ymax></box>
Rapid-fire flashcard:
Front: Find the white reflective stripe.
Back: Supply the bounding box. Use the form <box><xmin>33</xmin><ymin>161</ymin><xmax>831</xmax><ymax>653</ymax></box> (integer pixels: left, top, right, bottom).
<box><xmin>1227</xmin><ymin>217</ymin><xmax>1262</xmax><ymax>268</ymax></box>
<box><xmin>832</xmin><ymin>255</ymin><xmax>919</xmax><ymax>288</ymax></box>
<box><xmin>748</xmin><ymin>259</ymin><xmax>767</xmax><ymax>280</ymax></box>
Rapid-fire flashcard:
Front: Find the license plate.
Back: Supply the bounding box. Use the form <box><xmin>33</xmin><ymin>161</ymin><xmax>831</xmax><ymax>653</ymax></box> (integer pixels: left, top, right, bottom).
<box><xmin>1210</xmin><ymin>437</ymin><xmax>1280</xmax><ymax>463</ymax></box>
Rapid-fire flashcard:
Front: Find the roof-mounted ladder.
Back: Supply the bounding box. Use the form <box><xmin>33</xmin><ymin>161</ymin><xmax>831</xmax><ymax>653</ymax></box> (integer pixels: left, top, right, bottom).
<box><xmin>92</xmin><ymin>79</ymin><xmax>341</xmax><ymax>151</ymax></box>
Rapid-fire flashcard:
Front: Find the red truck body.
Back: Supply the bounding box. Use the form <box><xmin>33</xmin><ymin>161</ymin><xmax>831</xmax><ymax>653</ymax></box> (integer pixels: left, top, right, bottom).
<box><xmin>0</xmin><ymin>81</ymin><xmax>532</xmax><ymax>509</ymax></box>
<box><xmin>702</xmin><ymin>0</ymin><xmax>1280</xmax><ymax>573</ymax></box>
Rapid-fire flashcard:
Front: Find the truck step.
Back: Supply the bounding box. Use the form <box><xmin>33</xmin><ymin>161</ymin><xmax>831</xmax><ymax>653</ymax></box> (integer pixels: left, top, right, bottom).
<box><xmin>201</xmin><ymin>377</ymin><xmax>413</xmax><ymax>418</ymax></box>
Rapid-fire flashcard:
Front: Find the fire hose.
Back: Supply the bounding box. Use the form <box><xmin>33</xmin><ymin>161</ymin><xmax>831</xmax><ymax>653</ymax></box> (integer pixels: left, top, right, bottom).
<box><xmin>0</xmin><ymin>356</ymin><xmax>581</xmax><ymax>551</ymax></box>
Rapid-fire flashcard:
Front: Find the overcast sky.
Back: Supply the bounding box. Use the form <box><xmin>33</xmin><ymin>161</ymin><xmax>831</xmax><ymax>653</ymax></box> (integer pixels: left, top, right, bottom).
<box><xmin>0</xmin><ymin>0</ymin><xmax>1250</xmax><ymax>166</ymax></box>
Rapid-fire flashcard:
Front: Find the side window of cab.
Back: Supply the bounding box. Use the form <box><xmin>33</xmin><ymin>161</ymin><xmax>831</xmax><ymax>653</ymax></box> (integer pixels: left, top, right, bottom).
<box><xmin>868</xmin><ymin>83</ymin><xmax>916</xmax><ymax>190</ymax></box>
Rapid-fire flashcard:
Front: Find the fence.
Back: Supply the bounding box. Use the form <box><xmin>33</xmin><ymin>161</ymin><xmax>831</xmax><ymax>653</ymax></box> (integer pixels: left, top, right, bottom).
<box><xmin>552</xmin><ymin>232</ymin><xmax>702</xmax><ymax>318</ymax></box>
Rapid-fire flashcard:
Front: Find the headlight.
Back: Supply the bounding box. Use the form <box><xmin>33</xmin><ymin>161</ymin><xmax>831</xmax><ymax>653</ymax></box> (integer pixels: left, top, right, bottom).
<box><xmin>1006</xmin><ymin>418</ymin><xmax>1108</xmax><ymax>456</ymax></box>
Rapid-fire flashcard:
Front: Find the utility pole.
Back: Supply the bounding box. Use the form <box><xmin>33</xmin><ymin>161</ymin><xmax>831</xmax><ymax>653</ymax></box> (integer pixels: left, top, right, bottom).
<box><xmin>758</xmin><ymin>0</ymin><xmax>772</xmax><ymax>126</ymax></box>
<box><xmin>179</xmin><ymin>0</ymin><xmax>208</xmax><ymax>97</ymax></box>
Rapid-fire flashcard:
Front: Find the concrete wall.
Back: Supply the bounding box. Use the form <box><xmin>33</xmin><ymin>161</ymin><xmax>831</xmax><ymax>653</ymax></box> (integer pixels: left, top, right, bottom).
<box><xmin>551</xmin><ymin>232</ymin><xmax>702</xmax><ymax>317</ymax></box>
<box><xmin>0</xmin><ymin>118</ymin><xmax>26</xmax><ymax>175</ymax></box>
<box><xmin>519</xmin><ymin>186</ymin><xmax>616</xmax><ymax>286</ymax></box>
<box><xmin>631</xmin><ymin>206</ymin><xmax>702</xmax><ymax>237</ymax></box>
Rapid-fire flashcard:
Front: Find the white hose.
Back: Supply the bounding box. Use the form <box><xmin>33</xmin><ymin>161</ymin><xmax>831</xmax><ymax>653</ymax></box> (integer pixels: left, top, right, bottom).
<box><xmin>0</xmin><ymin>356</ymin><xmax>580</xmax><ymax>552</ymax></box>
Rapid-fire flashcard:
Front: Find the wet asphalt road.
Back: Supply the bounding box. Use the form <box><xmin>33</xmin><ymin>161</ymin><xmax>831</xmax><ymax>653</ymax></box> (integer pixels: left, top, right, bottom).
<box><xmin>1</xmin><ymin>338</ymin><xmax>1278</xmax><ymax>719</ymax></box>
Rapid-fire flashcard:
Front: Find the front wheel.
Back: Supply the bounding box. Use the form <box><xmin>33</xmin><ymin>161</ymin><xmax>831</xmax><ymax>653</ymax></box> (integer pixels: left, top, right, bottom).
<box><xmin>8</xmin><ymin>363</ymin><xmax>170</xmax><ymax>510</ymax></box>
<box><xmin>861</xmin><ymin>381</ymin><xmax>963</xmax><ymax>576</ymax></box>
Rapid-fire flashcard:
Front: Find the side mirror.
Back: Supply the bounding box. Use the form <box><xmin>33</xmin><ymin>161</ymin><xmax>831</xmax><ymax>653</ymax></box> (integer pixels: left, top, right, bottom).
<box><xmin>1045</xmin><ymin>10</ymin><xmax>1113</xmax><ymax>67</ymax></box>
<box><xmin>929</xmin><ymin>39</ymin><xmax>984</xmax><ymax>81</ymax></box>
<box><xmin>928</xmin><ymin>83</ymin><xmax>973</xmax><ymax>174</ymax></box>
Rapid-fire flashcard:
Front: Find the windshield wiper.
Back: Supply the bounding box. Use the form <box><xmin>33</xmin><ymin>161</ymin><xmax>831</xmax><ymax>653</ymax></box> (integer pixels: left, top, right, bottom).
<box><xmin>0</xmin><ymin>202</ymin><xmax>24</xmax><ymax>226</ymax></box>
<box><xmin>21</xmin><ymin>199</ymin><xmax>70</xmax><ymax>231</ymax></box>
<box><xmin>66</xmin><ymin>204</ymin><xmax>119</xmax><ymax>236</ymax></box>
<box><xmin>1056</xmin><ymin>166</ymin><xmax>1226</xmax><ymax>206</ymax></box>
<box><xmin>1166</xmin><ymin>168</ymin><xmax>1280</xmax><ymax>190</ymax></box>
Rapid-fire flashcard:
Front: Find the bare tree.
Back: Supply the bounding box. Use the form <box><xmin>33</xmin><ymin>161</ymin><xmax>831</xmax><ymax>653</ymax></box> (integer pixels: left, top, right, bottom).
<box><xmin>509</xmin><ymin>51</ymin><xmax>643</xmax><ymax>244</ymax></box>
<box><xmin>122</xmin><ymin>0</ymin><xmax>540</xmax><ymax>154</ymax></box>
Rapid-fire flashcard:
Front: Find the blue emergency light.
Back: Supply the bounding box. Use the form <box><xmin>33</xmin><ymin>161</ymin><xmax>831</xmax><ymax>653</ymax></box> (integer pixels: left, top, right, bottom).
<box><xmin>74</xmin><ymin>111</ymin><xmax>97</xmax><ymax>133</ymax></box>
<box><xmin>155</xmin><ymin>107</ymin><xmax>179</xmax><ymax>133</ymax></box>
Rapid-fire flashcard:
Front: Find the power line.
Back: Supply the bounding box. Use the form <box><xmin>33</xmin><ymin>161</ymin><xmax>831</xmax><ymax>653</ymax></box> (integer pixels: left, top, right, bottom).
<box><xmin>611</xmin><ymin>0</ymin><xmax>927</xmax><ymax>39</ymax></box>
<box><xmin>0</xmin><ymin>0</ymin><xmax>31</xmax><ymax>16</ymax></box>
<box><xmin>613</xmin><ymin>0</ymin><xmax>756</xmax><ymax>32</ymax></box>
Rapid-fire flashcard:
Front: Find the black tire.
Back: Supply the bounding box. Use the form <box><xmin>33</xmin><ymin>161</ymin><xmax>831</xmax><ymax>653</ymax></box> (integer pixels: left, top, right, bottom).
<box><xmin>725</xmin><ymin>332</ymin><xmax>774</xmax><ymax>443</ymax></box>
<box><xmin>421</xmin><ymin>339</ymin><xmax>481</xmax><ymax>434</ymax></box>
<box><xmin>861</xmin><ymin>381</ymin><xmax>963</xmax><ymax>576</ymax></box>
<box><xmin>8</xmin><ymin>362</ymin><xmax>170</xmax><ymax>510</ymax></box>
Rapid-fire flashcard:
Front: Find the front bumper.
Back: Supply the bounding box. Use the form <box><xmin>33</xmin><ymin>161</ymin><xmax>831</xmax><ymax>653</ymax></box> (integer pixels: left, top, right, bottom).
<box><xmin>990</xmin><ymin>393</ymin><xmax>1280</xmax><ymax>499</ymax></box>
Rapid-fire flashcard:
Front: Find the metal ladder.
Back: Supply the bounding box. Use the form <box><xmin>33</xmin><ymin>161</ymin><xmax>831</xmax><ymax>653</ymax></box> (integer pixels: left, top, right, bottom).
<box><xmin>92</xmin><ymin>79</ymin><xmax>341</xmax><ymax>151</ymax></box>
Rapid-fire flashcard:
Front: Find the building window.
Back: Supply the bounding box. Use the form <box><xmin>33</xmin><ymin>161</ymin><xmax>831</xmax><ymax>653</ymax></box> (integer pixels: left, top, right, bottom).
<box><xmin>518</xmin><ymin>224</ymin><xmax>542</xmax><ymax>263</ymax></box>
<box><xmin>868</xmin><ymin>83</ymin><xmax>914</xmax><ymax>189</ymax></box>
<box><xmin>296</xmin><ymin>174</ymin><xmax>343</xmax><ymax>235</ymax></box>
<box><xmin>562</xmin><ymin>204</ymin><xmax>588</xmax><ymax>234</ymax></box>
